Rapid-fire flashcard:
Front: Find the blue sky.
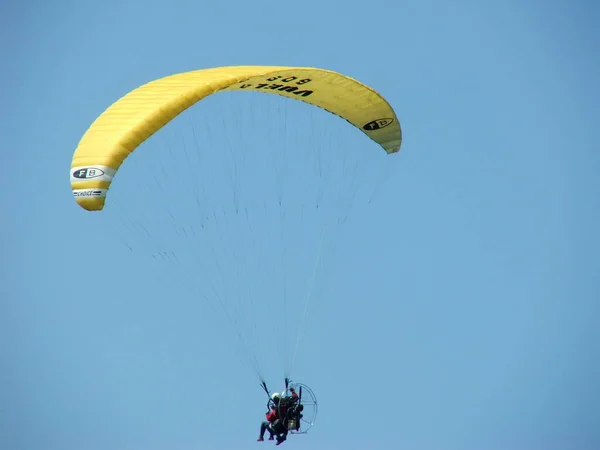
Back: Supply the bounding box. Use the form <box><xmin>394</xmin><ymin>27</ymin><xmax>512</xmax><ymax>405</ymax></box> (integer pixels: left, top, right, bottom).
<box><xmin>2</xmin><ymin>0</ymin><xmax>599</xmax><ymax>449</ymax></box>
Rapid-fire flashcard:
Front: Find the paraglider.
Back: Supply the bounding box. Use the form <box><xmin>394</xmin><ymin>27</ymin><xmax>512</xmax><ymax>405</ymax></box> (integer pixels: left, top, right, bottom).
<box><xmin>68</xmin><ymin>65</ymin><xmax>402</xmax><ymax>442</ymax></box>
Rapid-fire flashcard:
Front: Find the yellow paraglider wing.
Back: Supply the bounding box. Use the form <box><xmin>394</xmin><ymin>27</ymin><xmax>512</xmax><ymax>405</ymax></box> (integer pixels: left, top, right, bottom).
<box><xmin>70</xmin><ymin>65</ymin><xmax>402</xmax><ymax>211</ymax></box>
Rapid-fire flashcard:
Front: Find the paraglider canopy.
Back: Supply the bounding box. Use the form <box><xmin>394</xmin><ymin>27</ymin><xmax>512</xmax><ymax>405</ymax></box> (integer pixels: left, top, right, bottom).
<box><xmin>69</xmin><ymin>65</ymin><xmax>402</xmax><ymax>211</ymax></box>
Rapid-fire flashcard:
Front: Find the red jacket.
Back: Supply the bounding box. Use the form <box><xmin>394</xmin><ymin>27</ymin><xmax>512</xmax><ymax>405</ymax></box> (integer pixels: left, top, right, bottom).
<box><xmin>266</xmin><ymin>408</ymin><xmax>278</xmax><ymax>423</ymax></box>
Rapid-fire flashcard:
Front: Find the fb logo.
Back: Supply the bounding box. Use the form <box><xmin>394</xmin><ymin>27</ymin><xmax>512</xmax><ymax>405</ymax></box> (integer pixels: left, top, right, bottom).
<box><xmin>362</xmin><ymin>118</ymin><xmax>394</xmax><ymax>131</ymax></box>
<box><xmin>73</xmin><ymin>167</ymin><xmax>104</xmax><ymax>179</ymax></box>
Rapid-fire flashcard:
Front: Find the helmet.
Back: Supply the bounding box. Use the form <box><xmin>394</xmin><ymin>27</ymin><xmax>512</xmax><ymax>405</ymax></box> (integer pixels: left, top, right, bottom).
<box><xmin>271</xmin><ymin>392</ymin><xmax>281</xmax><ymax>401</ymax></box>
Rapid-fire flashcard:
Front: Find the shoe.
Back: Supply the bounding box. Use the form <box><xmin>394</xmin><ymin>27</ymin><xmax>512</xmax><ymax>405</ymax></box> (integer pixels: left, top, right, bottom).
<box><xmin>257</xmin><ymin>437</ymin><xmax>264</xmax><ymax>442</ymax></box>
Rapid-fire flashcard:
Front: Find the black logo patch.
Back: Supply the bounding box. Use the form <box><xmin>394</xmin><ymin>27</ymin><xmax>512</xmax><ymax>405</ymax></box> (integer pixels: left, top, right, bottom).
<box><xmin>363</xmin><ymin>118</ymin><xmax>394</xmax><ymax>131</ymax></box>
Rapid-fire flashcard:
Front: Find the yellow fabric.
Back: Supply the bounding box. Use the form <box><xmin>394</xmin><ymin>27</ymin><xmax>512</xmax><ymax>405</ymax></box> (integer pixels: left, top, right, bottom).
<box><xmin>70</xmin><ymin>65</ymin><xmax>402</xmax><ymax>211</ymax></box>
